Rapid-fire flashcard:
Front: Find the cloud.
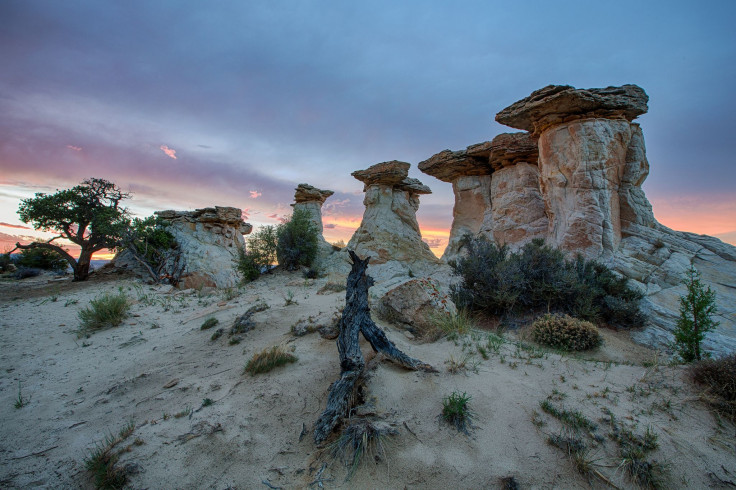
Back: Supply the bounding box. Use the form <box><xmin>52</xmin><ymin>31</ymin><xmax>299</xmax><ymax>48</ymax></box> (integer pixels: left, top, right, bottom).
<box><xmin>249</xmin><ymin>190</ymin><xmax>262</xmax><ymax>199</ymax></box>
<box><xmin>66</xmin><ymin>145</ymin><xmax>82</xmax><ymax>151</ymax></box>
<box><xmin>323</xmin><ymin>223</ymin><xmax>336</xmax><ymax>229</ymax></box>
<box><xmin>422</xmin><ymin>237</ymin><xmax>446</xmax><ymax>249</ymax></box>
<box><xmin>160</xmin><ymin>145</ymin><xmax>177</xmax><ymax>159</ymax></box>
<box><xmin>0</xmin><ymin>222</ymin><xmax>31</xmax><ymax>230</ymax></box>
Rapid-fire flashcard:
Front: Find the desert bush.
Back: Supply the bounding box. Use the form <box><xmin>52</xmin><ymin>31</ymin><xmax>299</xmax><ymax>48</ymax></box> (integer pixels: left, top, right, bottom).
<box><xmin>690</xmin><ymin>353</ymin><xmax>736</xmax><ymax>420</ymax></box>
<box><xmin>238</xmin><ymin>225</ymin><xmax>278</xmax><ymax>282</ymax></box>
<box><xmin>442</xmin><ymin>391</ymin><xmax>473</xmax><ymax>434</ymax></box>
<box><xmin>78</xmin><ymin>292</ymin><xmax>131</xmax><ymax>331</ymax></box>
<box><xmin>0</xmin><ymin>253</ymin><xmax>14</xmax><ymax>273</ymax></box>
<box><xmin>15</xmin><ymin>266</ymin><xmax>42</xmax><ymax>279</ymax></box>
<box><xmin>244</xmin><ymin>345</ymin><xmax>297</xmax><ymax>375</ymax></box>
<box><xmin>303</xmin><ymin>268</ymin><xmax>319</xmax><ymax>279</ymax></box>
<box><xmin>330</xmin><ymin>419</ymin><xmax>398</xmax><ymax>481</ymax></box>
<box><xmin>17</xmin><ymin>245</ymin><xmax>67</xmax><ymax>272</ymax></box>
<box><xmin>276</xmin><ymin>208</ymin><xmax>319</xmax><ymax>270</ymax></box>
<box><xmin>450</xmin><ymin>237</ymin><xmax>644</xmax><ymax>329</ymax></box>
<box><xmin>200</xmin><ymin>317</ymin><xmax>218</xmax><ymax>330</ymax></box>
<box><xmin>531</xmin><ymin>314</ymin><xmax>601</xmax><ymax>351</ymax></box>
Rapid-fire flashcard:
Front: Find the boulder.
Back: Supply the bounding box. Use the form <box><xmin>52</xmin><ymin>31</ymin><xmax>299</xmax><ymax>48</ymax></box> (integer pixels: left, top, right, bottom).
<box><xmin>377</xmin><ymin>277</ymin><xmax>457</xmax><ymax>338</ymax></box>
<box><xmin>155</xmin><ymin>206</ymin><xmax>252</xmax><ymax>289</ymax></box>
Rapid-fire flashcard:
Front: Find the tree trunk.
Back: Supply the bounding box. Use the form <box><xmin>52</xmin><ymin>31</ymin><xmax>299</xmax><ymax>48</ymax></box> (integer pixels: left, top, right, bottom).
<box><xmin>74</xmin><ymin>248</ymin><xmax>93</xmax><ymax>281</ymax></box>
<box><xmin>314</xmin><ymin>250</ymin><xmax>435</xmax><ymax>444</ymax></box>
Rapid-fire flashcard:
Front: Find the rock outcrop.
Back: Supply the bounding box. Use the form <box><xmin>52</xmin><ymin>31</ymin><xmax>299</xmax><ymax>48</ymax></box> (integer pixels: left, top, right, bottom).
<box><xmin>155</xmin><ymin>206</ymin><xmax>252</xmax><ymax>289</ymax></box>
<box><xmin>418</xmin><ymin>132</ymin><xmax>547</xmax><ymax>260</ymax></box>
<box><xmin>377</xmin><ymin>277</ymin><xmax>457</xmax><ymax>338</ymax></box>
<box><xmin>345</xmin><ymin>161</ymin><xmax>440</xmax><ymax>283</ymax></box>
<box><xmin>418</xmin><ymin>147</ymin><xmax>492</xmax><ymax>260</ymax></box>
<box><xmin>418</xmin><ymin>83</ymin><xmax>736</xmax><ymax>356</ymax></box>
<box><xmin>291</xmin><ymin>183</ymin><xmax>335</xmax><ymax>262</ymax></box>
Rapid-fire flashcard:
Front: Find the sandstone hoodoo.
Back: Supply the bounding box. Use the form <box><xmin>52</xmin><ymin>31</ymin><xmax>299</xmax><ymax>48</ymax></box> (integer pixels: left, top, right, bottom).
<box><xmin>291</xmin><ymin>183</ymin><xmax>335</xmax><ymax>259</ymax></box>
<box><xmin>418</xmin><ymin>146</ymin><xmax>492</xmax><ymax>260</ymax></box>
<box><xmin>497</xmin><ymin>84</ymin><xmax>652</xmax><ymax>258</ymax></box>
<box><xmin>345</xmin><ymin>160</ymin><xmax>440</xmax><ymax>281</ymax></box>
<box><xmin>155</xmin><ymin>206</ymin><xmax>252</xmax><ymax>289</ymax></box>
<box><xmin>418</xmin><ymin>131</ymin><xmax>547</xmax><ymax>260</ymax></box>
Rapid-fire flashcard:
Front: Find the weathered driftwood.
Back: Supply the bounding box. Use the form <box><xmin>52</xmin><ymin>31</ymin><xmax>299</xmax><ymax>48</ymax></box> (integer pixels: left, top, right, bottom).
<box><xmin>314</xmin><ymin>250</ymin><xmax>435</xmax><ymax>444</ymax></box>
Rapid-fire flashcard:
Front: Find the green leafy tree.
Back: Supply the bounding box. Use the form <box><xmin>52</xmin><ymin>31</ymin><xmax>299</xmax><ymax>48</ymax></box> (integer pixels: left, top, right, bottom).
<box><xmin>16</xmin><ymin>178</ymin><xmax>131</xmax><ymax>281</ymax></box>
<box><xmin>276</xmin><ymin>209</ymin><xmax>319</xmax><ymax>271</ymax></box>
<box><xmin>238</xmin><ymin>225</ymin><xmax>278</xmax><ymax>282</ymax></box>
<box><xmin>674</xmin><ymin>266</ymin><xmax>719</xmax><ymax>362</ymax></box>
<box><xmin>121</xmin><ymin>216</ymin><xmax>180</xmax><ymax>284</ymax></box>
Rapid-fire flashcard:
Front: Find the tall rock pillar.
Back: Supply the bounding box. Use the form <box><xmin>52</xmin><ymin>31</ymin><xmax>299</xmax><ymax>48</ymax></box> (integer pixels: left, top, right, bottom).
<box><xmin>496</xmin><ymin>84</ymin><xmax>650</xmax><ymax>258</ymax></box>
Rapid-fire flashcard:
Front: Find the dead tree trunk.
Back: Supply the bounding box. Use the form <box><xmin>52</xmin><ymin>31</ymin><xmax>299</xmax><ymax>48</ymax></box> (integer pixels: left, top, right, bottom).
<box><xmin>314</xmin><ymin>250</ymin><xmax>435</xmax><ymax>444</ymax></box>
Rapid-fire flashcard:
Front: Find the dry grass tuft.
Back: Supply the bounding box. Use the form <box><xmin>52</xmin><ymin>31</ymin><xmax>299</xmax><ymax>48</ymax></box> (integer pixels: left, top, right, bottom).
<box><xmin>690</xmin><ymin>353</ymin><xmax>736</xmax><ymax>421</ymax></box>
<box><xmin>244</xmin><ymin>345</ymin><xmax>297</xmax><ymax>375</ymax></box>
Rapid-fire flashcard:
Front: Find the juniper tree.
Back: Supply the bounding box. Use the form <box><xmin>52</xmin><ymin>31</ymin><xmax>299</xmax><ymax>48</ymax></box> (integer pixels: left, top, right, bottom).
<box><xmin>673</xmin><ymin>266</ymin><xmax>719</xmax><ymax>362</ymax></box>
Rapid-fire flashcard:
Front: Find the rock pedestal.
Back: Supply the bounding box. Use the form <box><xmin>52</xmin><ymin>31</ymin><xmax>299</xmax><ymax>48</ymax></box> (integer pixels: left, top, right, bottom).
<box><xmin>291</xmin><ymin>183</ymin><xmax>335</xmax><ymax>262</ymax></box>
<box><xmin>344</xmin><ymin>161</ymin><xmax>440</xmax><ymax>283</ymax></box>
<box><xmin>155</xmin><ymin>206</ymin><xmax>252</xmax><ymax>289</ymax></box>
<box><xmin>497</xmin><ymin>84</ymin><xmax>650</xmax><ymax>258</ymax></box>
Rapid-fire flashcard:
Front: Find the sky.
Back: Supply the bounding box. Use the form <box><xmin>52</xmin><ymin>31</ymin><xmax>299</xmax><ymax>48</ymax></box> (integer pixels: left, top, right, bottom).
<box><xmin>1</xmin><ymin>1</ymin><xmax>735</xmax><ymax>258</ymax></box>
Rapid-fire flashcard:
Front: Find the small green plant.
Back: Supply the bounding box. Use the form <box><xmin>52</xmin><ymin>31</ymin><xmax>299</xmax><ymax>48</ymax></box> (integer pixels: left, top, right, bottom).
<box><xmin>244</xmin><ymin>345</ymin><xmax>298</xmax><ymax>375</ymax></box>
<box><xmin>673</xmin><ymin>266</ymin><xmax>719</xmax><ymax>362</ymax></box>
<box><xmin>531</xmin><ymin>314</ymin><xmax>601</xmax><ymax>351</ymax></box>
<box><xmin>78</xmin><ymin>292</ymin><xmax>131</xmax><ymax>332</ymax></box>
<box><xmin>283</xmin><ymin>290</ymin><xmax>298</xmax><ymax>306</ymax></box>
<box><xmin>435</xmin><ymin>309</ymin><xmax>473</xmax><ymax>339</ymax></box>
<box><xmin>64</xmin><ymin>298</ymin><xmax>79</xmax><ymax>307</ymax></box>
<box><xmin>318</xmin><ymin>278</ymin><xmax>347</xmax><ymax>295</ymax></box>
<box><xmin>200</xmin><ymin>317</ymin><xmax>219</xmax><ymax>330</ymax></box>
<box><xmin>330</xmin><ymin>419</ymin><xmax>398</xmax><ymax>481</ymax></box>
<box><xmin>174</xmin><ymin>406</ymin><xmax>192</xmax><ymax>418</ymax></box>
<box><xmin>14</xmin><ymin>381</ymin><xmax>26</xmax><ymax>408</ymax></box>
<box><xmin>210</xmin><ymin>329</ymin><xmax>224</xmax><ymax>341</ymax></box>
<box><xmin>442</xmin><ymin>391</ymin><xmax>473</xmax><ymax>434</ymax></box>
<box><xmin>202</xmin><ymin>398</ymin><xmax>214</xmax><ymax>407</ymax></box>
<box><xmin>84</xmin><ymin>420</ymin><xmax>135</xmax><ymax>489</ymax></box>
<box><xmin>539</xmin><ymin>400</ymin><xmax>597</xmax><ymax>431</ymax></box>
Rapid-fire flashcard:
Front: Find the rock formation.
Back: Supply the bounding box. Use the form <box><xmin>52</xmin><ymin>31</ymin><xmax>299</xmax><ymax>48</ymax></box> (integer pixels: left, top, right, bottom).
<box><xmin>496</xmin><ymin>85</ymin><xmax>649</xmax><ymax>258</ymax></box>
<box><xmin>291</xmin><ymin>183</ymin><xmax>335</xmax><ymax>261</ymax></box>
<box><xmin>155</xmin><ymin>206</ymin><xmax>252</xmax><ymax>289</ymax></box>
<box><xmin>346</xmin><ymin>161</ymin><xmax>439</xmax><ymax>275</ymax></box>
<box><xmin>418</xmin><ymin>132</ymin><xmax>547</xmax><ymax>260</ymax></box>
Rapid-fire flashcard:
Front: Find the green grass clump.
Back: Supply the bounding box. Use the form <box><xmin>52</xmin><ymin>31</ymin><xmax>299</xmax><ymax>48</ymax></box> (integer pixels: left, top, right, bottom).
<box><xmin>539</xmin><ymin>399</ymin><xmax>597</xmax><ymax>431</ymax></box>
<box><xmin>531</xmin><ymin>314</ymin><xmax>601</xmax><ymax>351</ymax></box>
<box><xmin>244</xmin><ymin>345</ymin><xmax>297</xmax><ymax>375</ymax></box>
<box><xmin>436</xmin><ymin>309</ymin><xmax>474</xmax><ymax>340</ymax></box>
<box><xmin>84</xmin><ymin>420</ymin><xmax>135</xmax><ymax>489</ymax></box>
<box><xmin>78</xmin><ymin>292</ymin><xmax>131</xmax><ymax>332</ymax></box>
<box><xmin>442</xmin><ymin>391</ymin><xmax>473</xmax><ymax>434</ymax></box>
<box><xmin>200</xmin><ymin>317</ymin><xmax>219</xmax><ymax>330</ymax></box>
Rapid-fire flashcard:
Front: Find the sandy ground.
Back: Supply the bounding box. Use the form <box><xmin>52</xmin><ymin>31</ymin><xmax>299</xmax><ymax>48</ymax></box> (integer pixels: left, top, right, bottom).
<box><xmin>1</xmin><ymin>269</ymin><xmax>735</xmax><ymax>489</ymax></box>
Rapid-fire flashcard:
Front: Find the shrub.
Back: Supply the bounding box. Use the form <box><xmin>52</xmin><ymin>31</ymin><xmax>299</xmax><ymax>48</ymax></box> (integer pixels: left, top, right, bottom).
<box><xmin>674</xmin><ymin>266</ymin><xmax>719</xmax><ymax>362</ymax></box>
<box><xmin>244</xmin><ymin>345</ymin><xmax>297</xmax><ymax>375</ymax></box>
<box><xmin>17</xmin><ymin>246</ymin><xmax>67</xmax><ymax>272</ymax></box>
<box><xmin>238</xmin><ymin>225</ymin><xmax>278</xmax><ymax>282</ymax></box>
<box><xmin>442</xmin><ymin>391</ymin><xmax>473</xmax><ymax>434</ymax></box>
<box><xmin>78</xmin><ymin>292</ymin><xmax>131</xmax><ymax>331</ymax></box>
<box><xmin>276</xmin><ymin>208</ymin><xmax>319</xmax><ymax>270</ymax></box>
<box><xmin>450</xmin><ymin>237</ymin><xmax>644</xmax><ymax>329</ymax></box>
<box><xmin>15</xmin><ymin>266</ymin><xmax>42</xmax><ymax>279</ymax></box>
<box><xmin>0</xmin><ymin>253</ymin><xmax>13</xmax><ymax>273</ymax></box>
<box><xmin>531</xmin><ymin>314</ymin><xmax>601</xmax><ymax>351</ymax></box>
<box><xmin>330</xmin><ymin>419</ymin><xmax>398</xmax><ymax>481</ymax></box>
<box><xmin>690</xmin><ymin>353</ymin><xmax>736</xmax><ymax>420</ymax></box>
<box><xmin>200</xmin><ymin>317</ymin><xmax>218</xmax><ymax>330</ymax></box>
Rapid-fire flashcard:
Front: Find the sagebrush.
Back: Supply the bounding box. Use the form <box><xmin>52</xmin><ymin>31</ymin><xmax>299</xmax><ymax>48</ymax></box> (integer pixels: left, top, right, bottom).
<box><xmin>531</xmin><ymin>313</ymin><xmax>601</xmax><ymax>351</ymax></box>
<box><xmin>276</xmin><ymin>208</ymin><xmax>319</xmax><ymax>270</ymax></box>
<box><xmin>450</xmin><ymin>237</ymin><xmax>644</xmax><ymax>328</ymax></box>
<box><xmin>244</xmin><ymin>345</ymin><xmax>297</xmax><ymax>375</ymax></box>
